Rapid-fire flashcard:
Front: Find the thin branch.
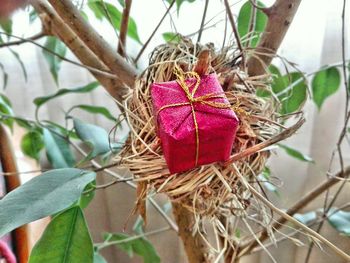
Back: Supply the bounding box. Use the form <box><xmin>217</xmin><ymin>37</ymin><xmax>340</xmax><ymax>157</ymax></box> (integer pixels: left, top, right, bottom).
<box><xmin>96</xmin><ymin>226</ymin><xmax>171</xmax><ymax>250</ymax></box>
<box><xmin>0</xmin><ymin>32</ymin><xmax>45</xmax><ymax>48</ymax></box>
<box><xmin>247</xmin><ymin>0</ymin><xmax>303</xmax><ymax>76</ymax></box>
<box><xmin>134</xmin><ymin>0</ymin><xmax>176</xmax><ymax>63</ymax></box>
<box><xmin>0</xmin><ymin>32</ymin><xmax>118</xmax><ymax>80</ymax></box>
<box><xmin>247</xmin><ymin>0</ymin><xmax>257</xmax><ymax>48</ymax></box>
<box><xmin>118</xmin><ymin>0</ymin><xmax>132</xmax><ymax>57</ymax></box>
<box><xmin>46</xmin><ymin>0</ymin><xmax>137</xmax><ymax>87</ymax></box>
<box><xmin>224</xmin><ymin>0</ymin><xmax>245</xmax><ymax>68</ymax></box>
<box><xmin>236</xmin><ymin>170</ymin><xmax>350</xmax><ymax>261</ymax></box>
<box><xmin>197</xmin><ymin>0</ymin><xmax>209</xmax><ymax>43</ymax></box>
<box><xmin>240</xmin><ymin>166</ymin><xmax>350</xmax><ymax>256</ymax></box>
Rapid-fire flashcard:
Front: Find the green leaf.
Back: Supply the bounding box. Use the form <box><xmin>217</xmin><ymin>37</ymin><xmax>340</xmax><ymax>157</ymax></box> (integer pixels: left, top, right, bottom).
<box><xmin>0</xmin><ymin>19</ymin><xmax>12</xmax><ymax>35</ymax></box>
<box><xmin>104</xmin><ymin>233</ymin><xmax>160</xmax><ymax>263</ymax></box>
<box><xmin>261</xmin><ymin>166</ymin><xmax>271</xmax><ymax>180</ymax></box>
<box><xmin>133</xmin><ymin>216</ymin><xmax>145</xmax><ymax>235</ymax></box>
<box><xmin>42</xmin><ymin>36</ymin><xmax>67</xmax><ymax>84</ymax></box>
<box><xmin>44</xmin><ymin>121</ymin><xmax>78</xmax><ymax>139</ymax></box>
<box><xmin>294</xmin><ymin>211</ymin><xmax>317</xmax><ymax>225</ymax></box>
<box><xmin>29</xmin><ymin>9</ymin><xmax>38</xmax><ymax>24</ymax></box>
<box><xmin>237</xmin><ymin>1</ymin><xmax>268</xmax><ymax>47</ymax></box>
<box><xmin>327</xmin><ymin>209</ymin><xmax>350</xmax><ymax>236</ymax></box>
<box><xmin>162</xmin><ymin>32</ymin><xmax>181</xmax><ymax>43</ymax></box>
<box><xmin>117</xmin><ymin>0</ymin><xmax>125</xmax><ymax>8</ymax></box>
<box><xmin>257</xmin><ymin>174</ymin><xmax>278</xmax><ymax>195</ymax></box>
<box><xmin>281</xmin><ymin>73</ymin><xmax>307</xmax><ymax>114</ymax></box>
<box><xmin>278</xmin><ymin>144</ymin><xmax>314</xmax><ymax>163</ymax></box>
<box><xmin>0</xmin><ymin>62</ymin><xmax>8</xmax><ymax>89</ymax></box>
<box><xmin>9</xmin><ymin>48</ymin><xmax>27</xmax><ymax>81</ymax></box>
<box><xmin>34</xmin><ymin>82</ymin><xmax>99</xmax><ymax>108</ymax></box>
<box><xmin>21</xmin><ymin>130</ymin><xmax>44</xmax><ymax>161</ymax></box>
<box><xmin>79</xmin><ymin>181</ymin><xmax>96</xmax><ymax>209</ymax></box>
<box><xmin>15</xmin><ymin>119</ymin><xmax>33</xmax><ymax>130</ymax></box>
<box><xmin>94</xmin><ymin>252</ymin><xmax>107</xmax><ymax>263</ymax></box>
<box><xmin>0</xmin><ymin>168</ymin><xmax>96</xmax><ymax>238</ymax></box>
<box><xmin>73</xmin><ymin>118</ymin><xmax>110</xmax><ymax>159</ymax></box>
<box><xmin>69</xmin><ymin>105</ymin><xmax>116</xmax><ymax>121</ymax></box>
<box><xmin>258</xmin><ymin>167</ymin><xmax>280</xmax><ymax>196</ymax></box>
<box><xmin>29</xmin><ymin>206</ymin><xmax>93</xmax><ymax>263</ymax></box>
<box><xmin>256</xmin><ymin>87</ymin><xmax>271</xmax><ymax>97</ymax></box>
<box><xmin>88</xmin><ymin>0</ymin><xmax>142</xmax><ymax>44</ymax></box>
<box><xmin>166</xmin><ymin>0</ymin><xmax>196</xmax><ymax>14</ymax></box>
<box><xmin>43</xmin><ymin>128</ymin><xmax>76</xmax><ymax>168</ymax></box>
<box><xmin>312</xmin><ymin>67</ymin><xmax>341</xmax><ymax>109</ymax></box>
<box><xmin>270</xmin><ymin>65</ymin><xmax>288</xmax><ymax>94</ymax></box>
<box><xmin>0</xmin><ymin>93</ymin><xmax>14</xmax><ymax>129</ymax></box>
<box><xmin>270</xmin><ymin>70</ymin><xmax>307</xmax><ymax>114</ymax></box>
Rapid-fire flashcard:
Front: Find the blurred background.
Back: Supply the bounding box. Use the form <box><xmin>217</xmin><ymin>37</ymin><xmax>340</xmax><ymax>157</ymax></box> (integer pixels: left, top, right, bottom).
<box><xmin>0</xmin><ymin>0</ymin><xmax>350</xmax><ymax>262</ymax></box>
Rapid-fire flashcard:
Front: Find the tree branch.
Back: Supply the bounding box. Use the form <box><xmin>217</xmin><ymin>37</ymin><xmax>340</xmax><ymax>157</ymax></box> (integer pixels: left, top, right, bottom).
<box><xmin>172</xmin><ymin>203</ymin><xmax>212</xmax><ymax>263</ymax></box>
<box><xmin>46</xmin><ymin>0</ymin><xmax>137</xmax><ymax>87</ymax></box>
<box><xmin>118</xmin><ymin>0</ymin><xmax>132</xmax><ymax>57</ymax></box>
<box><xmin>0</xmin><ymin>32</ymin><xmax>45</xmax><ymax>48</ymax></box>
<box><xmin>0</xmin><ymin>125</ymin><xmax>29</xmax><ymax>263</ymax></box>
<box><xmin>239</xmin><ymin>166</ymin><xmax>350</xmax><ymax>256</ymax></box>
<box><xmin>30</xmin><ymin>0</ymin><xmax>127</xmax><ymax>103</ymax></box>
<box><xmin>247</xmin><ymin>0</ymin><xmax>302</xmax><ymax>76</ymax></box>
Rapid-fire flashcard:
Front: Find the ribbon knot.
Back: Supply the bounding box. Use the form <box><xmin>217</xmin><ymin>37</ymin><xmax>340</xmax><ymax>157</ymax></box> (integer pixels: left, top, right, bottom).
<box><xmin>157</xmin><ymin>66</ymin><xmax>232</xmax><ymax>168</ymax></box>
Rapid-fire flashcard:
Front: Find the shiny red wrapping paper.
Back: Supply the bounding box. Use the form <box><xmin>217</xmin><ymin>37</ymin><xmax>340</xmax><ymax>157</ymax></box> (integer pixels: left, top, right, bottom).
<box><xmin>151</xmin><ymin>73</ymin><xmax>239</xmax><ymax>174</ymax></box>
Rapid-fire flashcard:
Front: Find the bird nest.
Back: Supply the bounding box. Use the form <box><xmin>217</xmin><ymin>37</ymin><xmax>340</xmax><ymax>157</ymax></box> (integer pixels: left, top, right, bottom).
<box><xmin>115</xmin><ymin>38</ymin><xmax>302</xmax><ymax>228</ymax></box>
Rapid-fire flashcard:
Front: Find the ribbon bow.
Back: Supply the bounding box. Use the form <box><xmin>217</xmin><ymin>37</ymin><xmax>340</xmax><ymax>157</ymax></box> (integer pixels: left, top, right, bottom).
<box><xmin>157</xmin><ymin>66</ymin><xmax>232</xmax><ymax>167</ymax></box>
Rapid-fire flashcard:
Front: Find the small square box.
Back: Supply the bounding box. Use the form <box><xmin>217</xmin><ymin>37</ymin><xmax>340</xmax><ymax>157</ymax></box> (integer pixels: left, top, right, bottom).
<box><xmin>151</xmin><ymin>73</ymin><xmax>239</xmax><ymax>174</ymax></box>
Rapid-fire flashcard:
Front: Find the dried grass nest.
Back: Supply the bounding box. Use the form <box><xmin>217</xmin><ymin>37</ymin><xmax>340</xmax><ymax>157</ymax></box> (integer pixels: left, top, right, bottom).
<box><xmin>117</xmin><ymin>39</ymin><xmax>298</xmax><ymax>222</ymax></box>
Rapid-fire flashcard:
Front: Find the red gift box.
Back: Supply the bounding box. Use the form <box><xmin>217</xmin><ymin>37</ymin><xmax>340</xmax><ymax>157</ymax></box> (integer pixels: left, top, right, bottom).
<box><xmin>151</xmin><ymin>70</ymin><xmax>239</xmax><ymax>174</ymax></box>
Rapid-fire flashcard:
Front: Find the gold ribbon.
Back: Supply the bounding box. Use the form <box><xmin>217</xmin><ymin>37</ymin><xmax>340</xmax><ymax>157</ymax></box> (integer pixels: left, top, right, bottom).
<box><xmin>157</xmin><ymin>66</ymin><xmax>232</xmax><ymax>167</ymax></box>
